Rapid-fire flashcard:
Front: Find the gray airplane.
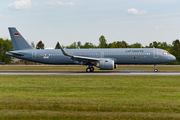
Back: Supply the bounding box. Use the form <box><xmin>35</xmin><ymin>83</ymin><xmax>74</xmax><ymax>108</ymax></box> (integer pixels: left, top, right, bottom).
<box><xmin>6</xmin><ymin>27</ymin><xmax>176</xmax><ymax>72</ymax></box>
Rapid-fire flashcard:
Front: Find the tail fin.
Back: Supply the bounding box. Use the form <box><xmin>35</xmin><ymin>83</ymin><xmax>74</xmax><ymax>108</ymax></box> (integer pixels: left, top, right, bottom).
<box><xmin>8</xmin><ymin>27</ymin><xmax>33</xmax><ymax>50</ymax></box>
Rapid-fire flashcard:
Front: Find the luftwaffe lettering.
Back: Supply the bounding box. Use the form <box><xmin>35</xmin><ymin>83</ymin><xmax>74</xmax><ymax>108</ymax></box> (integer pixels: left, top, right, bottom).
<box><xmin>125</xmin><ymin>50</ymin><xmax>144</xmax><ymax>53</ymax></box>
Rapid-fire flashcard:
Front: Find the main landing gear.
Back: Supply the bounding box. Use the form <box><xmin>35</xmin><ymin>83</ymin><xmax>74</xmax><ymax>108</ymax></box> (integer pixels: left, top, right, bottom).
<box><xmin>154</xmin><ymin>64</ymin><xmax>158</xmax><ymax>72</ymax></box>
<box><xmin>86</xmin><ymin>67</ymin><xmax>94</xmax><ymax>72</ymax></box>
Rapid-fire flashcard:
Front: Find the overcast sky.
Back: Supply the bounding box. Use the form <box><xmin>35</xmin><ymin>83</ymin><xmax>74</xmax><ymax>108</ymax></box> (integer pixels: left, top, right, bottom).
<box><xmin>1</xmin><ymin>0</ymin><xmax>180</xmax><ymax>48</ymax></box>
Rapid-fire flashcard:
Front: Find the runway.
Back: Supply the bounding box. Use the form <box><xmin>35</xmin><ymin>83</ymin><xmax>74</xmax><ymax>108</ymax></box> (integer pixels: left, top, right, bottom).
<box><xmin>0</xmin><ymin>71</ymin><xmax>180</xmax><ymax>76</ymax></box>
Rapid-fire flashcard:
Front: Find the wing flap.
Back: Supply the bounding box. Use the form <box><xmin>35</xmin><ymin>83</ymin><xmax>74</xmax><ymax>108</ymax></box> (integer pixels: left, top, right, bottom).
<box><xmin>72</xmin><ymin>56</ymin><xmax>100</xmax><ymax>61</ymax></box>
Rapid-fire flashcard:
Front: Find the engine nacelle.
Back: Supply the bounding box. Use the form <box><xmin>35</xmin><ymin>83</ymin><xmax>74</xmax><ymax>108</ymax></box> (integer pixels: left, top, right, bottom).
<box><xmin>99</xmin><ymin>60</ymin><xmax>114</xmax><ymax>70</ymax></box>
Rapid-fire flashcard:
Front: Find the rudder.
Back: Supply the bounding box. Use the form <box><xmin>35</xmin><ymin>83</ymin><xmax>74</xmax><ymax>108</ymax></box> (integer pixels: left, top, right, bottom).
<box><xmin>8</xmin><ymin>27</ymin><xmax>33</xmax><ymax>50</ymax></box>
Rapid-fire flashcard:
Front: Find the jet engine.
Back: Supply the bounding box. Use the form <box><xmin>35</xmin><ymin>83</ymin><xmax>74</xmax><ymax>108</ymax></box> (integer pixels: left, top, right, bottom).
<box><xmin>98</xmin><ymin>59</ymin><xmax>115</xmax><ymax>70</ymax></box>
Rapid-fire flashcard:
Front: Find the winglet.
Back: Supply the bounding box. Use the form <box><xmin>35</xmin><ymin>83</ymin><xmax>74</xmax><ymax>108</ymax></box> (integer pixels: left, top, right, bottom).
<box><xmin>59</xmin><ymin>44</ymin><xmax>72</xmax><ymax>57</ymax></box>
<box><xmin>77</xmin><ymin>46</ymin><xmax>80</xmax><ymax>49</ymax></box>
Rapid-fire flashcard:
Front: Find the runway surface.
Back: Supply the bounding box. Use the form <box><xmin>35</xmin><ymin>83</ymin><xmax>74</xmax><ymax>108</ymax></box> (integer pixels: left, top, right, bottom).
<box><xmin>0</xmin><ymin>71</ymin><xmax>180</xmax><ymax>76</ymax></box>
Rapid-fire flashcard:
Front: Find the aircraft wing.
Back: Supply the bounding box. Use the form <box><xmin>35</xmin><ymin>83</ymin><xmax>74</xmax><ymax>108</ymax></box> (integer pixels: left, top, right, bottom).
<box><xmin>71</xmin><ymin>55</ymin><xmax>100</xmax><ymax>61</ymax></box>
<box><xmin>59</xmin><ymin>44</ymin><xmax>108</xmax><ymax>65</ymax></box>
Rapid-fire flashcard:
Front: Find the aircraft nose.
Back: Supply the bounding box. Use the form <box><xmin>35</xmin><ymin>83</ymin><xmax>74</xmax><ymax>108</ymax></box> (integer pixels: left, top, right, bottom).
<box><xmin>172</xmin><ymin>55</ymin><xmax>176</xmax><ymax>61</ymax></box>
<box><xmin>168</xmin><ymin>55</ymin><xmax>176</xmax><ymax>62</ymax></box>
<box><xmin>166</xmin><ymin>55</ymin><xmax>176</xmax><ymax>62</ymax></box>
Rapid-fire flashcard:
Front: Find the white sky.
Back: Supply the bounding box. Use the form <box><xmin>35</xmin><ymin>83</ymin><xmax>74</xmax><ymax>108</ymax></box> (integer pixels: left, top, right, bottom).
<box><xmin>1</xmin><ymin>0</ymin><xmax>180</xmax><ymax>48</ymax></box>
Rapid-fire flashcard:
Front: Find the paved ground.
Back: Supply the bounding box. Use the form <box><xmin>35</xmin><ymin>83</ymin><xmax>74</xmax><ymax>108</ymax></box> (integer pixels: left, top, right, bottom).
<box><xmin>0</xmin><ymin>71</ymin><xmax>180</xmax><ymax>76</ymax></box>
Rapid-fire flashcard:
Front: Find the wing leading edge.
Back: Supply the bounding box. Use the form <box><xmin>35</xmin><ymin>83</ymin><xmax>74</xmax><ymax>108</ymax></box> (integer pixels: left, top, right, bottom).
<box><xmin>59</xmin><ymin>44</ymin><xmax>108</xmax><ymax>65</ymax></box>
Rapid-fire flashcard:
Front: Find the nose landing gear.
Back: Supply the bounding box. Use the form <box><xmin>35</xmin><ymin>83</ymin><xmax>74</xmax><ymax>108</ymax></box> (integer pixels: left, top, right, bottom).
<box><xmin>154</xmin><ymin>64</ymin><xmax>158</xmax><ymax>72</ymax></box>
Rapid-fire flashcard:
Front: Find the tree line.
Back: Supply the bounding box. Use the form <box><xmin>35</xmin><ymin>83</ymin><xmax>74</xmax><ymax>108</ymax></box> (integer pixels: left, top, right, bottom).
<box><xmin>0</xmin><ymin>35</ymin><xmax>180</xmax><ymax>64</ymax></box>
<box><xmin>0</xmin><ymin>38</ymin><xmax>13</xmax><ymax>64</ymax></box>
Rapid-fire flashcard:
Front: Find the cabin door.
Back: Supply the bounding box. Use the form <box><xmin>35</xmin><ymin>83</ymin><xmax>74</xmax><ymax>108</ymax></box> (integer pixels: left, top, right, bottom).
<box><xmin>100</xmin><ymin>51</ymin><xmax>104</xmax><ymax>58</ymax></box>
<box><xmin>32</xmin><ymin>51</ymin><xmax>37</xmax><ymax>59</ymax></box>
<box><xmin>153</xmin><ymin>50</ymin><xmax>158</xmax><ymax>58</ymax></box>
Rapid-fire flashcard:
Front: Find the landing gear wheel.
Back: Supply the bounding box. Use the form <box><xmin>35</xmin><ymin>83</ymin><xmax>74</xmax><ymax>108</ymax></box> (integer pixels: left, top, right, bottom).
<box><xmin>86</xmin><ymin>67</ymin><xmax>94</xmax><ymax>72</ymax></box>
<box><xmin>86</xmin><ymin>68</ymin><xmax>91</xmax><ymax>72</ymax></box>
<box><xmin>154</xmin><ymin>64</ymin><xmax>158</xmax><ymax>72</ymax></box>
<box><xmin>90</xmin><ymin>67</ymin><xmax>94</xmax><ymax>72</ymax></box>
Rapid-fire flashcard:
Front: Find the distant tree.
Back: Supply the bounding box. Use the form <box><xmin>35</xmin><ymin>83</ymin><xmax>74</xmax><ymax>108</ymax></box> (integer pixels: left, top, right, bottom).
<box><xmin>99</xmin><ymin>35</ymin><xmax>107</xmax><ymax>48</ymax></box>
<box><xmin>116</xmin><ymin>41</ymin><xmax>126</xmax><ymax>48</ymax></box>
<box><xmin>122</xmin><ymin>40</ymin><xmax>128</xmax><ymax>48</ymax></box>
<box><xmin>149</xmin><ymin>43</ymin><xmax>153</xmax><ymax>48</ymax></box>
<box><xmin>55</xmin><ymin>42</ymin><xmax>60</xmax><ymax>49</ymax></box>
<box><xmin>0</xmin><ymin>40</ymin><xmax>3</xmax><ymax>62</ymax></box>
<box><xmin>160</xmin><ymin>42</ymin><xmax>168</xmax><ymax>49</ymax></box>
<box><xmin>77</xmin><ymin>41</ymin><xmax>81</xmax><ymax>48</ymax></box>
<box><xmin>131</xmin><ymin>42</ymin><xmax>142</xmax><ymax>48</ymax></box>
<box><xmin>66</xmin><ymin>42</ymin><xmax>76</xmax><ymax>49</ymax></box>
<box><xmin>81</xmin><ymin>42</ymin><xmax>96</xmax><ymax>48</ymax></box>
<box><xmin>149</xmin><ymin>41</ymin><xmax>161</xmax><ymax>48</ymax></box>
<box><xmin>110</xmin><ymin>42</ymin><xmax>117</xmax><ymax>48</ymax></box>
<box><xmin>172</xmin><ymin>39</ymin><xmax>180</xmax><ymax>64</ymax></box>
<box><xmin>1</xmin><ymin>39</ymin><xmax>13</xmax><ymax>64</ymax></box>
<box><xmin>160</xmin><ymin>42</ymin><xmax>172</xmax><ymax>53</ymax></box>
<box><xmin>36</xmin><ymin>41</ymin><xmax>44</xmax><ymax>49</ymax></box>
<box><xmin>31</xmin><ymin>42</ymin><xmax>35</xmax><ymax>48</ymax></box>
<box><xmin>108</xmin><ymin>40</ymin><xmax>129</xmax><ymax>48</ymax></box>
<box><xmin>62</xmin><ymin>45</ymin><xmax>65</xmax><ymax>49</ymax></box>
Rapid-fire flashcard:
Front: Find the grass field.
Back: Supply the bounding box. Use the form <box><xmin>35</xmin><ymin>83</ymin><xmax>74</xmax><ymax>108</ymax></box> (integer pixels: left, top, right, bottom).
<box><xmin>0</xmin><ymin>65</ymin><xmax>180</xmax><ymax>71</ymax></box>
<box><xmin>0</xmin><ymin>75</ymin><xmax>180</xmax><ymax>119</ymax></box>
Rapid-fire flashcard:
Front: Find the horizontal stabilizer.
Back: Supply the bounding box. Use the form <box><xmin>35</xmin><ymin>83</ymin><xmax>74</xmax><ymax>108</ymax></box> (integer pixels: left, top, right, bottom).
<box><xmin>6</xmin><ymin>51</ymin><xmax>24</xmax><ymax>56</ymax></box>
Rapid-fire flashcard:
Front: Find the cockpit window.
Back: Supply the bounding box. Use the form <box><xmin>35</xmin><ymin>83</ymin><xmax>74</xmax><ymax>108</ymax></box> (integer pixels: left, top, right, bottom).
<box><xmin>162</xmin><ymin>51</ymin><xmax>170</xmax><ymax>55</ymax></box>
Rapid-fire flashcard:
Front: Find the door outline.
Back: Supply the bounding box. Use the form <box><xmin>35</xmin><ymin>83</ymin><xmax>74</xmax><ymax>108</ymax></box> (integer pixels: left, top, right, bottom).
<box><xmin>32</xmin><ymin>51</ymin><xmax>37</xmax><ymax>59</ymax></box>
<box><xmin>153</xmin><ymin>50</ymin><xmax>158</xmax><ymax>58</ymax></box>
<box><xmin>100</xmin><ymin>51</ymin><xmax>104</xmax><ymax>58</ymax></box>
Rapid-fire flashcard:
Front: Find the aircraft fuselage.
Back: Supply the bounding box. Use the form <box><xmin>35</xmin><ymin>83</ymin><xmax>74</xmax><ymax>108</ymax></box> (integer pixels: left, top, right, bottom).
<box><xmin>6</xmin><ymin>48</ymin><xmax>176</xmax><ymax>65</ymax></box>
<box><xmin>6</xmin><ymin>27</ymin><xmax>176</xmax><ymax>72</ymax></box>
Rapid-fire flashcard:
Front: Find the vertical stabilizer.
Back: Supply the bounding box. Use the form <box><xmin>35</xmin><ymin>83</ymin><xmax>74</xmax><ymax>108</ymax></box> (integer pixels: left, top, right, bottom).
<box><xmin>8</xmin><ymin>27</ymin><xmax>33</xmax><ymax>50</ymax></box>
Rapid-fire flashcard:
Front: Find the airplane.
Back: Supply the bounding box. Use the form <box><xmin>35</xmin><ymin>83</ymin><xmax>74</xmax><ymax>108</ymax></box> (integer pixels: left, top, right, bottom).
<box><xmin>6</xmin><ymin>27</ymin><xmax>176</xmax><ymax>72</ymax></box>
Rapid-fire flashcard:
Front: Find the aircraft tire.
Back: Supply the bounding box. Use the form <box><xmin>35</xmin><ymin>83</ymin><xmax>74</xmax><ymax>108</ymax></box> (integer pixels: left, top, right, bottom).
<box><xmin>154</xmin><ymin>69</ymin><xmax>158</xmax><ymax>72</ymax></box>
<box><xmin>90</xmin><ymin>67</ymin><xmax>94</xmax><ymax>72</ymax></box>
<box><xmin>86</xmin><ymin>68</ymin><xmax>91</xmax><ymax>72</ymax></box>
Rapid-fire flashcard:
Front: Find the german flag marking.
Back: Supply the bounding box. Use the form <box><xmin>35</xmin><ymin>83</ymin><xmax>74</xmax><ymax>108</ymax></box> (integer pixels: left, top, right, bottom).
<box><xmin>14</xmin><ymin>33</ymin><xmax>19</xmax><ymax>36</ymax></box>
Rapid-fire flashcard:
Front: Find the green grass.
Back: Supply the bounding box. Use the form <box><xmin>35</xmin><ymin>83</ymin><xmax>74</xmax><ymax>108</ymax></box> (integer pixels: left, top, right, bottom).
<box><xmin>0</xmin><ymin>65</ymin><xmax>180</xmax><ymax>71</ymax></box>
<box><xmin>0</xmin><ymin>75</ymin><xmax>180</xmax><ymax>119</ymax></box>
